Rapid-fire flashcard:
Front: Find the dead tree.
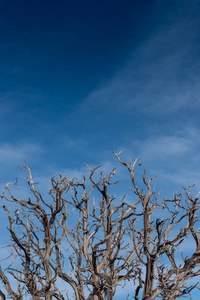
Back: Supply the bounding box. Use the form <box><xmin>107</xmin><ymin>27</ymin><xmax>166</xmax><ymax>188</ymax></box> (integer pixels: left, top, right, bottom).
<box><xmin>0</xmin><ymin>153</ymin><xmax>200</xmax><ymax>299</ymax></box>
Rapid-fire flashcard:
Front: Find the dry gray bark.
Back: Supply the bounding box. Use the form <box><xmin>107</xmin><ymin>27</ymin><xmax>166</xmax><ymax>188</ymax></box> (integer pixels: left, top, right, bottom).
<box><xmin>0</xmin><ymin>153</ymin><xmax>200</xmax><ymax>299</ymax></box>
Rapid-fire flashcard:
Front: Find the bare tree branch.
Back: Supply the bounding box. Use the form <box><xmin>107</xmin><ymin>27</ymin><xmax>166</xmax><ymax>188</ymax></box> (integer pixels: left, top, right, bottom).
<box><xmin>0</xmin><ymin>154</ymin><xmax>200</xmax><ymax>299</ymax></box>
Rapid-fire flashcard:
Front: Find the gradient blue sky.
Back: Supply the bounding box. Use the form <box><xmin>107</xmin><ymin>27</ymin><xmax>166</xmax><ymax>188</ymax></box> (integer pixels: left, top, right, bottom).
<box><xmin>1</xmin><ymin>0</ymin><xmax>200</xmax><ymax>298</ymax></box>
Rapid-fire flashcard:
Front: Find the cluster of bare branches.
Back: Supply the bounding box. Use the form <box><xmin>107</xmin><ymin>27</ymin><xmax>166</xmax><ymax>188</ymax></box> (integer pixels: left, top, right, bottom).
<box><xmin>0</xmin><ymin>152</ymin><xmax>200</xmax><ymax>300</ymax></box>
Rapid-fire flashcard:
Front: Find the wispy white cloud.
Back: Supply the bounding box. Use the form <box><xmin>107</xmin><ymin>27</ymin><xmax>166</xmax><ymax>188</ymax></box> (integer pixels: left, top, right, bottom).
<box><xmin>132</xmin><ymin>126</ymin><xmax>200</xmax><ymax>159</ymax></box>
<box><xmin>0</xmin><ymin>143</ymin><xmax>43</xmax><ymax>164</ymax></box>
<box><xmin>118</xmin><ymin>126</ymin><xmax>200</xmax><ymax>194</ymax></box>
<box><xmin>80</xmin><ymin>9</ymin><xmax>200</xmax><ymax>116</ymax></box>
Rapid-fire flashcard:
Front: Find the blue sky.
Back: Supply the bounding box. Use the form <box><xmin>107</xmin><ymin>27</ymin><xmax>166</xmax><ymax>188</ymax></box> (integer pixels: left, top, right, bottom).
<box><xmin>1</xmin><ymin>0</ymin><xmax>200</xmax><ymax>298</ymax></box>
